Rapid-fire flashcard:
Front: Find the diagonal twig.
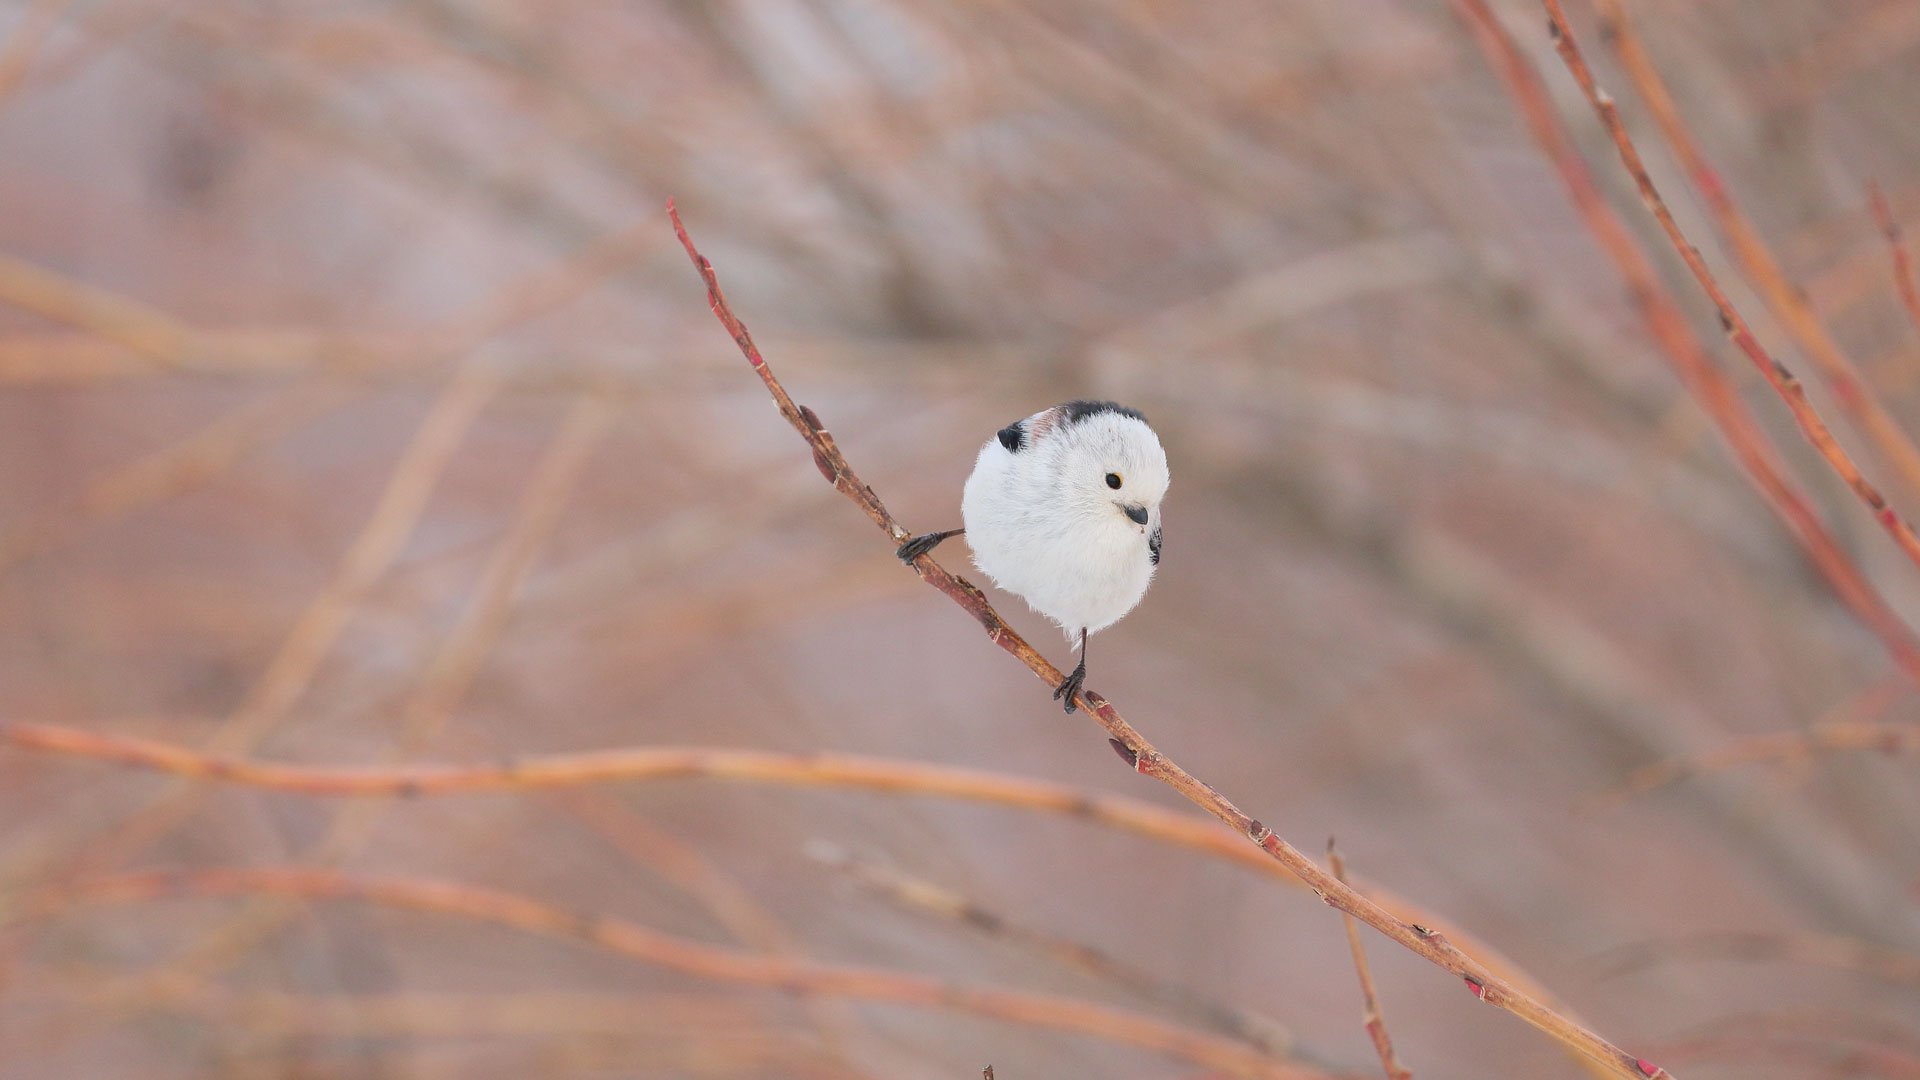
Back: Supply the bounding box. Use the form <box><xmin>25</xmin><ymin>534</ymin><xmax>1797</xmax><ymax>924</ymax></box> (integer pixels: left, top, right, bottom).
<box><xmin>809</xmin><ymin>841</ymin><xmax>1304</xmax><ymax>1060</ymax></box>
<box><xmin>1591</xmin><ymin>0</ymin><xmax>1920</xmax><ymax>504</ymax></box>
<box><xmin>1537</xmin><ymin>0</ymin><xmax>1920</xmax><ymax>580</ymax></box>
<box><xmin>1869</xmin><ymin>182</ymin><xmax>1920</xmax><ymax>342</ymax></box>
<box><xmin>665</xmin><ymin>199</ymin><xmax>1672</xmax><ymax>1080</ymax></box>
<box><xmin>1329</xmin><ymin>841</ymin><xmax>1412</xmax><ymax>1080</ymax></box>
<box><xmin>1446</xmin><ymin>0</ymin><xmax>1920</xmax><ymax>689</ymax></box>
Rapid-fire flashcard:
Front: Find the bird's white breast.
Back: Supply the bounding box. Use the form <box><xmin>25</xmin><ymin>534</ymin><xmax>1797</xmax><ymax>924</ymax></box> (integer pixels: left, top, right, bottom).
<box><xmin>960</xmin><ymin>437</ymin><xmax>1156</xmax><ymax>640</ymax></box>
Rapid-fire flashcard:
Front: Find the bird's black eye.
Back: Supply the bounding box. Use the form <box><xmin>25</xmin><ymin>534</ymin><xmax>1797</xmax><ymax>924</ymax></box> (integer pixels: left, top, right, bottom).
<box><xmin>1105</xmin><ymin>472</ymin><xmax>1122</xmax><ymax>489</ymax></box>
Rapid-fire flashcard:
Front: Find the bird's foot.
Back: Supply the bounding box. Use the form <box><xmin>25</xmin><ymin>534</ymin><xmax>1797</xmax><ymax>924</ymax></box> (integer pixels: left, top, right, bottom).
<box><xmin>896</xmin><ymin>529</ymin><xmax>961</xmax><ymax>563</ymax></box>
<box><xmin>1052</xmin><ymin>659</ymin><xmax>1087</xmax><ymax>713</ymax></box>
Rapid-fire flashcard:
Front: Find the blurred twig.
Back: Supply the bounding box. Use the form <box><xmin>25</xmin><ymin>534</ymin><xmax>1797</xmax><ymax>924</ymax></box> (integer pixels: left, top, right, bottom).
<box><xmin>22</xmin><ymin>369</ymin><xmax>500</xmax><ymax>875</ymax></box>
<box><xmin>1327</xmin><ymin>842</ymin><xmax>1411</xmax><ymax>1080</ymax></box>
<box><xmin>1870</xmin><ymin>182</ymin><xmax>1920</xmax><ymax>342</ymax></box>
<box><xmin>1538</xmin><ymin>0</ymin><xmax>1920</xmax><ymax>580</ymax></box>
<box><xmin>146</xmin><ymin>392</ymin><xmax>613</xmax><ymax>979</ymax></box>
<box><xmin>1592</xmin><ymin>0</ymin><xmax>1920</xmax><ymax>503</ymax></box>
<box><xmin>18</xmin><ymin>867</ymin><xmax>1335</xmax><ymax>1080</ymax></box>
<box><xmin>664</xmin><ymin>202</ymin><xmax>1669</xmax><ymax>1079</ymax></box>
<box><xmin>1588</xmin><ymin>930</ymin><xmax>1920</xmax><ymax>990</ymax></box>
<box><xmin>1448</xmin><ymin>0</ymin><xmax>1920</xmax><ymax>687</ymax></box>
<box><xmin>0</xmin><ymin>0</ymin><xmax>74</xmax><ymax>105</ymax></box>
<box><xmin>0</xmin><ymin>721</ymin><xmax>1594</xmax><ymax>1018</ymax></box>
<box><xmin>0</xmin><ymin>382</ymin><xmax>356</xmax><ymax>576</ymax></box>
<box><xmin>1590</xmin><ymin>721</ymin><xmax>1920</xmax><ymax>806</ymax></box>
<box><xmin>807</xmin><ymin>841</ymin><xmax>1303</xmax><ymax>1060</ymax></box>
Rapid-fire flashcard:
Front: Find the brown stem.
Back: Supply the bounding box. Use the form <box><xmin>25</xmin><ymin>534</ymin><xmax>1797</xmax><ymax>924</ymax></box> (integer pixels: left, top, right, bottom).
<box><xmin>1592</xmin><ymin>0</ymin><xmax>1920</xmax><ymax>503</ymax></box>
<box><xmin>1446</xmin><ymin>0</ymin><xmax>1920</xmax><ymax>689</ymax></box>
<box><xmin>1328</xmin><ymin>842</ymin><xmax>1412</xmax><ymax>1080</ymax></box>
<box><xmin>0</xmin><ymin>718</ymin><xmax>1565</xmax><ymax>1018</ymax></box>
<box><xmin>1870</xmin><ymin>182</ymin><xmax>1920</xmax><ymax>342</ymax></box>
<box><xmin>1591</xmin><ymin>721</ymin><xmax>1920</xmax><ymax>807</ymax></box>
<box><xmin>12</xmin><ymin>868</ymin><xmax>1330</xmax><ymax>1080</ymax></box>
<box><xmin>1538</xmin><ymin>0</ymin><xmax>1920</xmax><ymax>582</ymax></box>
<box><xmin>664</xmin><ymin>200</ymin><xmax>1670</xmax><ymax>1080</ymax></box>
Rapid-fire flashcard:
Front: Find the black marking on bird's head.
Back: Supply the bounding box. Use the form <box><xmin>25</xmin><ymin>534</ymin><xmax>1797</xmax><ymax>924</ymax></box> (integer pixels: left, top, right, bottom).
<box><xmin>1148</xmin><ymin>526</ymin><xmax>1162</xmax><ymax>566</ymax></box>
<box><xmin>1059</xmin><ymin>400</ymin><xmax>1147</xmax><ymax>427</ymax></box>
<box><xmin>996</xmin><ymin>419</ymin><xmax>1027</xmax><ymax>452</ymax></box>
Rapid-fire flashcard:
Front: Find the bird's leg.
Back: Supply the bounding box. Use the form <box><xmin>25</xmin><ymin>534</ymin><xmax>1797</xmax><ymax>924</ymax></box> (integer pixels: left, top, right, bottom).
<box><xmin>1052</xmin><ymin>628</ymin><xmax>1088</xmax><ymax>713</ymax></box>
<box><xmin>896</xmin><ymin>528</ymin><xmax>963</xmax><ymax>563</ymax></box>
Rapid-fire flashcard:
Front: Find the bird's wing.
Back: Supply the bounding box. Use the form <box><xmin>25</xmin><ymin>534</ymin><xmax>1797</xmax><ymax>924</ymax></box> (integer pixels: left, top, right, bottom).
<box><xmin>1024</xmin><ymin>403</ymin><xmax>1070</xmax><ymax>444</ymax></box>
<box><xmin>997</xmin><ymin>403</ymin><xmax>1071</xmax><ymax>454</ymax></box>
<box><xmin>1149</xmin><ymin>525</ymin><xmax>1162</xmax><ymax>566</ymax></box>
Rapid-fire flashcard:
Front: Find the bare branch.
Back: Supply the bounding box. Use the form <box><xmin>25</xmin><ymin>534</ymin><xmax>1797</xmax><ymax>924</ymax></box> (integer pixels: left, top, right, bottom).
<box><xmin>810</xmin><ymin>842</ymin><xmax>1301</xmax><ymax>1059</ymax></box>
<box><xmin>1447</xmin><ymin>0</ymin><xmax>1920</xmax><ymax>688</ymax></box>
<box><xmin>1591</xmin><ymin>721</ymin><xmax>1920</xmax><ymax>806</ymax></box>
<box><xmin>16</xmin><ymin>867</ymin><xmax>1332</xmax><ymax>1080</ymax></box>
<box><xmin>0</xmin><ymin>716</ymin><xmax>1584</xmax><ymax>1031</ymax></box>
<box><xmin>1592</xmin><ymin>0</ymin><xmax>1920</xmax><ymax>503</ymax></box>
<box><xmin>665</xmin><ymin>200</ymin><xmax>1671</xmax><ymax>1080</ymax></box>
<box><xmin>1537</xmin><ymin>0</ymin><xmax>1920</xmax><ymax>582</ymax></box>
<box><xmin>1870</xmin><ymin>182</ymin><xmax>1920</xmax><ymax>342</ymax></box>
<box><xmin>1329</xmin><ymin>841</ymin><xmax>1412</xmax><ymax>1080</ymax></box>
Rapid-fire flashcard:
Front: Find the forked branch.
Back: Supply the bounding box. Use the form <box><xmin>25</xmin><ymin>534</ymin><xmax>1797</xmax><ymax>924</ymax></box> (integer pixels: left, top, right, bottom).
<box><xmin>666</xmin><ymin>200</ymin><xmax>1669</xmax><ymax>1080</ymax></box>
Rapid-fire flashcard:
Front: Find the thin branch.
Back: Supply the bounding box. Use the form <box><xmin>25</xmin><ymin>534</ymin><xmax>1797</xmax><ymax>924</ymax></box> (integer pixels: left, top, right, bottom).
<box><xmin>1592</xmin><ymin>0</ymin><xmax>1920</xmax><ymax>502</ymax></box>
<box><xmin>809</xmin><ymin>842</ymin><xmax>1302</xmax><ymax>1060</ymax></box>
<box><xmin>141</xmin><ymin>393</ymin><xmax>615</xmax><ymax>982</ymax></box>
<box><xmin>1588</xmin><ymin>930</ymin><xmax>1920</xmax><ymax>990</ymax></box>
<box><xmin>0</xmin><ymin>716</ymin><xmax>1583</xmax><ymax>1012</ymax></box>
<box><xmin>1446</xmin><ymin>0</ymin><xmax>1920</xmax><ymax>688</ymax></box>
<box><xmin>1870</xmin><ymin>182</ymin><xmax>1920</xmax><ymax>341</ymax></box>
<box><xmin>1538</xmin><ymin>0</ymin><xmax>1920</xmax><ymax>579</ymax></box>
<box><xmin>664</xmin><ymin>201</ymin><xmax>1670</xmax><ymax>1079</ymax></box>
<box><xmin>1328</xmin><ymin>842</ymin><xmax>1412</xmax><ymax>1080</ymax></box>
<box><xmin>1590</xmin><ymin>721</ymin><xmax>1920</xmax><ymax>806</ymax></box>
<box><xmin>0</xmin><ymin>382</ymin><xmax>356</xmax><ymax>575</ymax></box>
<box><xmin>24</xmin><ymin>367</ymin><xmax>500</xmax><ymax>879</ymax></box>
<box><xmin>15</xmin><ymin>867</ymin><xmax>1333</xmax><ymax>1080</ymax></box>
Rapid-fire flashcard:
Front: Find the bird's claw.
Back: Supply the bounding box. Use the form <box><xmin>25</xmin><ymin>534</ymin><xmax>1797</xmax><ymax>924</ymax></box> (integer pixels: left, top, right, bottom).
<box><xmin>895</xmin><ymin>531</ymin><xmax>953</xmax><ymax>563</ymax></box>
<box><xmin>1052</xmin><ymin>662</ymin><xmax>1087</xmax><ymax>713</ymax></box>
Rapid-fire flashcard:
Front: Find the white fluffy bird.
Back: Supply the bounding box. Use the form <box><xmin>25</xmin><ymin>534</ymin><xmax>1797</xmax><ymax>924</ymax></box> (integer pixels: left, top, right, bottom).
<box><xmin>897</xmin><ymin>400</ymin><xmax>1169</xmax><ymax>712</ymax></box>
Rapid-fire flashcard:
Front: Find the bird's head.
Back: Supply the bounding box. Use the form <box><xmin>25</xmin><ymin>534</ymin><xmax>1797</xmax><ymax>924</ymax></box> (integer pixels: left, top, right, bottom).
<box><xmin>1048</xmin><ymin>402</ymin><xmax>1169</xmax><ymax>535</ymax></box>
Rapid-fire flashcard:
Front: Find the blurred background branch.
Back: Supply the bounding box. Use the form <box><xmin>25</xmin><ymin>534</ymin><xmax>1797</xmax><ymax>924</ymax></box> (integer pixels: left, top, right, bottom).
<box><xmin>2</xmin><ymin>1</ymin><xmax>1919</xmax><ymax>1077</ymax></box>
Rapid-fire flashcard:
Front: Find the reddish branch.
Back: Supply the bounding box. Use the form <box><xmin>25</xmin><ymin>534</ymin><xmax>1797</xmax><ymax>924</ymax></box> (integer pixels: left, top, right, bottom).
<box><xmin>1870</xmin><ymin>183</ymin><xmax>1920</xmax><ymax>340</ymax></box>
<box><xmin>1328</xmin><ymin>842</ymin><xmax>1412</xmax><ymax>1080</ymax></box>
<box><xmin>1538</xmin><ymin>0</ymin><xmax>1920</xmax><ymax>579</ymax></box>
<box><xmin>665</xmin><ymin>200</ymin><xmax>1669</xmax><ymax>1080</ymax></box>
<box><xmin>12</xmin><ymin>868</ymin><xmax>1326</xmax><ymax>1080</ymax></box>
<box><xmin>0</xmin><ymin>718</ymin><xmax>1568</xmax><ymax>1018</ymax></box>
<box><xmin>1591</xmin><ymin>0</ymin><xmax>1920</xmax><ymax>501</ymax></box>
<box><xmin>1447</xmin><ymin>0</ymin><xmax>1920</xmax><ymax>688</ymax></box>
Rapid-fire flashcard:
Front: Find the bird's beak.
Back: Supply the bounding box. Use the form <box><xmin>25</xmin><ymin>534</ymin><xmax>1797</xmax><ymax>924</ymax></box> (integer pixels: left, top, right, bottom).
<box><xmin>1121</xmin><ymin>504</ymin><xmax>1149</xmax><ymax>526</ymax></box>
